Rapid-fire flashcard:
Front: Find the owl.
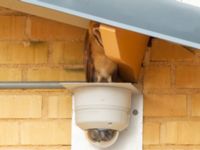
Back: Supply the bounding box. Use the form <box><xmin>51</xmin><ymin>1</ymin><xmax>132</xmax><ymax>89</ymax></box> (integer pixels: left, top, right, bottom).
<box><xmin>84</xmin><ymin>22</ymin><xmax>118</xmax><ymax>82</ymax></box>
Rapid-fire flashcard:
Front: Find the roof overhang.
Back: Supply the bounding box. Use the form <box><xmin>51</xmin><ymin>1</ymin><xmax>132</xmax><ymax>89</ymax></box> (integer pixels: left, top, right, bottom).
<box><xmin>0</xmin><ymin>0</ymin><xmax>200</xmax><ymax>49</ymax></box>
<box><xmin>22</xmin><ymin>0</ymin><xmax>200</xmax><ymax>49</ymax></box>
<box><xmin>0</xmin><ymin>0</ymin><xmax>89</xmax><ymax>28</ymax></box>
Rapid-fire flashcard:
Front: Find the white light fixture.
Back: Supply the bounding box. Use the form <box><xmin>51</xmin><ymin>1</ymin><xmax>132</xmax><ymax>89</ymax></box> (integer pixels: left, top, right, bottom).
<box><xmin>177</xmin><ymin>0</ymin><xmax>200</xmax><ymax>8</ymax></box>
<box><xmin>61</xmin><ymin>83</ymin><xmax>143</xmax><ymax>150</ymax></box>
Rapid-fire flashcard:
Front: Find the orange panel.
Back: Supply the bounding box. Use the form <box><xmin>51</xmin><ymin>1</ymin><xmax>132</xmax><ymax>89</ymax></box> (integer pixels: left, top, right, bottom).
<box><xmin>100</xmin><ymin>25</ymin><xmax>149</xmax><ymax>82</ymax></box>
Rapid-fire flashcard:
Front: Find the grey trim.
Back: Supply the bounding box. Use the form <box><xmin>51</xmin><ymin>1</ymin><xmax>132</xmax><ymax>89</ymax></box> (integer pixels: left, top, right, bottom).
<box><xmin>0</xmin><ymin>82</ymin><xmax>69</xmax><ymax>89</ymax></box>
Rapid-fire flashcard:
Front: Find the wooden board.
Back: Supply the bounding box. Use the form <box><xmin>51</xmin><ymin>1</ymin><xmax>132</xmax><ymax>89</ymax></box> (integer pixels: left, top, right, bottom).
<box><xmin>100</xmin><ymin>25</ymin><xmax>149</xmax><ymax>82</ymax></box>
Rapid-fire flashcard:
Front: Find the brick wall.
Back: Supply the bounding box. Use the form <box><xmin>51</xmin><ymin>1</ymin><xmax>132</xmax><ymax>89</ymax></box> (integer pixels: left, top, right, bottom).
<box><xmin>0</xmin><ymin>7</ymin><xmax>86</xmax><ymax>150</ymax></box>
<box><xmin>0</xmin><ymin>6</ymin><xmax>200</xmax><ymax>150</ymax></box>
<box><xmin>143</xmin><ymin>39</ymin><xmax>200</xmax><ymax>150</ymax></box>
<box><xmin>0</xmin><ymin>14</ymin><xmax>85</xmax><ymax>82</ymax></box>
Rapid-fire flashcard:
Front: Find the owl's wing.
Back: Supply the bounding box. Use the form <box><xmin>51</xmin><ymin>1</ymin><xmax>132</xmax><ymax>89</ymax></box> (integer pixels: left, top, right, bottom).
<box><xmin>84</xmin><ymin>31</ymin><xmax>95</xmax><ymax>82</ymax></box>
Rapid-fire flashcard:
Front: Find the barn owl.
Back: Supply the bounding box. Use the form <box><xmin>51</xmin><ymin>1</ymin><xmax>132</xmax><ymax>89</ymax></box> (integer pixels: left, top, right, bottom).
<box><xmin>85</xmin><ymin>22</ymin><xmax>117</xmax><ymax>82</ymax></box>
